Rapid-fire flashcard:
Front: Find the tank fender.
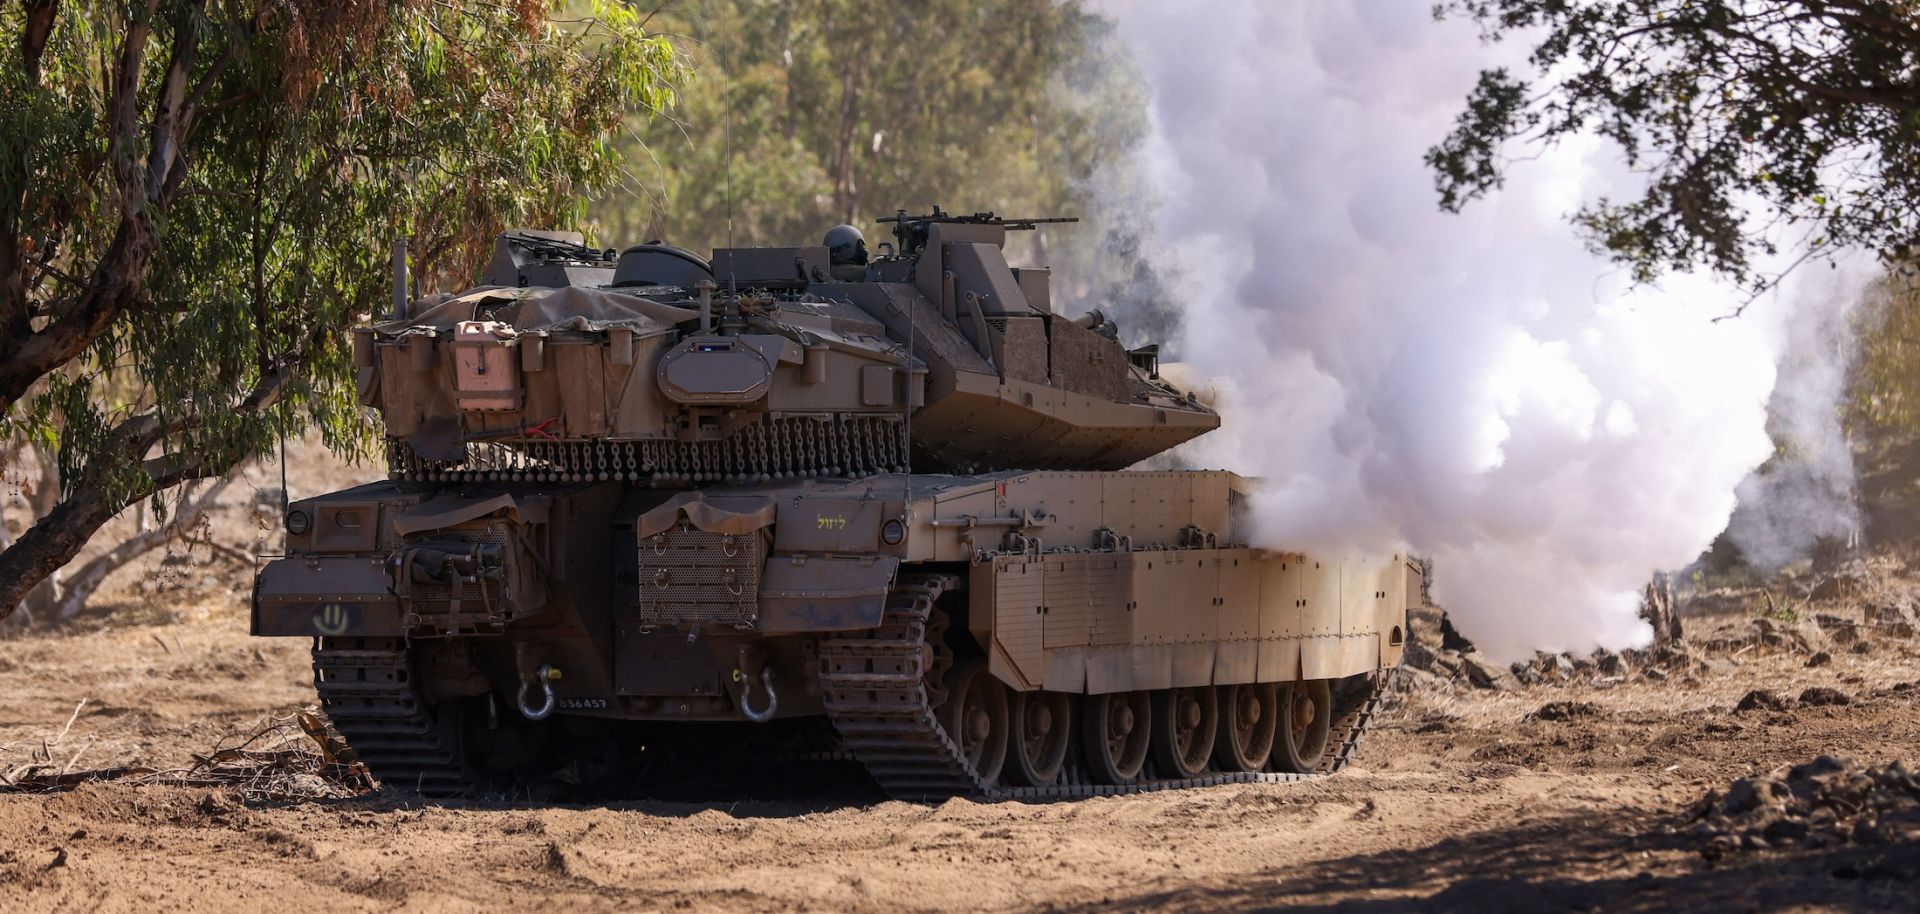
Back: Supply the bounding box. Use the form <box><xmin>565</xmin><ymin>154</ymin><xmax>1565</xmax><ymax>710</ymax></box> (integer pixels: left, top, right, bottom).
<box><xmin>252</xmin><ymin>556</ymin><xmax>404</xmax><ymax>637</ymax></box>
<box><xmin>758</xmin><ymin>554</ymin><xmax>900</xmax><ymax>632</ymax></box>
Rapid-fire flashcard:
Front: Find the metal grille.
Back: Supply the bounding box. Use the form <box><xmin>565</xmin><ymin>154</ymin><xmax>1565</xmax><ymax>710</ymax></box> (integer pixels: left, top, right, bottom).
<box><xmin>634</xmin><ymin>526</ymin><xmax>763</xmax><ymax>628</ymax></box>
<box><xmin>387</xmin><ymin>414</ymin><xmax>906</xmax><ymax>484</ymax></box>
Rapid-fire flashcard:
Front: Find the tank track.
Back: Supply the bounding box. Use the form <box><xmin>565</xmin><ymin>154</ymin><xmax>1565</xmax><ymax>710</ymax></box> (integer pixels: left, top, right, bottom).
<box><xmin>313</xmin><ymin>593</ymin><xmax>1386</xmax><ymax>802</ymax></box>
<box><xmin>819</xmin><ymin>574</ymin><xmax>994</xmax><ymax>798</ymax></box>
<box><xmin>820</xmin><ymin>574</ymin><xmax>1389</xmax><ymax>801</ymax></box>
<box><xmin>311</xmin><ymin>637</ymin><xmax>477</xmax><ymax>796</ymax></box>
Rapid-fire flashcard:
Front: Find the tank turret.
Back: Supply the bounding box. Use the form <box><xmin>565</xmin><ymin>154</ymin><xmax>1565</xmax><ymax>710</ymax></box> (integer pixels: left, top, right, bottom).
<box><xmin>352</xmin><ymin>212</ymin><xmax>1216</xmax><ymax>485</ymax></box>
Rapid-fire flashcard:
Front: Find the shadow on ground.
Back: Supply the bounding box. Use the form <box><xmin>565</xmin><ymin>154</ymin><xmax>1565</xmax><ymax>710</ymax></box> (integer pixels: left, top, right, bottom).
<box><xmin>1054</xmin><ymin>807</ymin><xmax>1920</xmax><ymax>913</ymax></box>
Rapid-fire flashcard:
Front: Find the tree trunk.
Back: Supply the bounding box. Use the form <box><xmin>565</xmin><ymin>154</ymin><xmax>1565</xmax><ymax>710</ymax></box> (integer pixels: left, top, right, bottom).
<box><xmin>1639</xmin><ymin>571</ymin><xmax>1682</xmax><ymax>645</ymax></box>
<box><xmin>1</xmin><ymin>437</ymin><xmax>63</xmax><ymax>629</ymax></box>
<box><xmin>0</xmin><ymin>450</ymin><xmax>215</xmax><ymax>625</ymax></box>
<box><xmin>0</xmin><ymin>353</ymin><xmax>287</xmax><ymax>626</ymax></box>
<box><xmin>829</xmin><ymin>44</ymin><xmax>868</xmax><ymax>224</ymax></box>
<box><xmin>0</xmin><ymin>484</ymin><xmax>125</xmax><ymax>625</ymax></box>
<box><xmin>0</xmin><ymin>491</ymin><xmax>17</xmax><ymax>631</ymax></box>
<box><xmin>49</xmin><ymin>476</ymin><xmax>233</xmax><ymax>622</ymax></box>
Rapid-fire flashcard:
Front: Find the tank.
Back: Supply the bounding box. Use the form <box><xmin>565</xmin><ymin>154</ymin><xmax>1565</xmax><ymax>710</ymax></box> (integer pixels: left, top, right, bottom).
<box><xmin>252</xmin><ymin>211</ymin><xmax>1413</xmax><ymax>799</ymax></box>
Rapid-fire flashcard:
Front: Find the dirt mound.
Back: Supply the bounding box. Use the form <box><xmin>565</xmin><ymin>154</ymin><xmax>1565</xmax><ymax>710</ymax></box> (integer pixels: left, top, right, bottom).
<box><xmin>1527</xmin><ymin>701</ymin><xmax>1604</xmax><ymax>722</ymax></box>
<box><xmin>1799</xmin><ymin>686</ymin><xmax>1853</xmax><ymax>707</ymax></box>
<box><xmin>1736</xmin><ymin>689</ymin><xmax>1794</xmax><ymax>712</ymax></box>
<box><xmin>1681</xmin><ymin>756</ymin><xmax>1920</xmax><ymax>859</ymax></box>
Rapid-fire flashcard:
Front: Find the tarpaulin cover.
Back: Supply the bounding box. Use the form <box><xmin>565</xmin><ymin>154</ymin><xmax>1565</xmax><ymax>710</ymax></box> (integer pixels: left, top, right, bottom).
<box><xmin>375</xmin><ymin>285</ymin><xmax>695</xmax><ymax>336</ymax></box>
<box><xmin>392</xmin><ymin>493</ymin><xmax>551</xmax><ymax>536</ymax></box>
<box><xmin>635</xmin><ymin>492</ymin><xmax>777</xmax><ymax>538</ymax></box>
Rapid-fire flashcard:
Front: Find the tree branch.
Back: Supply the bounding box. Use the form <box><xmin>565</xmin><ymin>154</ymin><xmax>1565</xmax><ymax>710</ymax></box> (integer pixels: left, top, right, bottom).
<box><xmin>0</xmin><ymin>341</ymin><xmax>301</xmax><ymax>624</ymax></box>
<box><xmin>49</xmin><ymin>474</ymin><xmax>235</xmax><ymax>623</ymax></box>
<box><xmin>144</xmin><ymin>1</ymin><xmax>206</xmax><ymax>204</ymax></box>
<box><xmin>0</xmin><ymin>2</ymin><xmax>167</xmax><ymax>415</ymax></box>
<box><xmin>0</xmin><ymin>424</ymin><xmax>221</xmax><ymax>626</ymax></box>
<box><xmin>18</xmin><ymin>0</ymin><xmax>59</xmax><ymax>82</ymax></box>
<box><xmin>0</xmin><ymin>1</ymin><xmax>63</xmax><ymax>355</ymax></box>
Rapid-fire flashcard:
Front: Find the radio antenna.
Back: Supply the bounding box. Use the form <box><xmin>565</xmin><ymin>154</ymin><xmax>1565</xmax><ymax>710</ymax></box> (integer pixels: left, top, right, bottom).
<box><xmin>905</xmin><ymin>286</ymin><xmax>915</xmax><ymax>508</ymax></box>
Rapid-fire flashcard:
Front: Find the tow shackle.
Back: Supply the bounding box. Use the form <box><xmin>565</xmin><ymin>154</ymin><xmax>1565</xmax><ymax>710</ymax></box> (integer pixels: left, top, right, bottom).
<box><xmin>733</xmin><ymin>646</ymin><xmax>778</xmax><ymax>723</ymax></box>
<box><xmin>735</xmin><ymin>667</ymin><xmax>777</xmax><ymax>723</ymax></box>
<box><xmin>517</xmin><ymin>663</ymin><xmax>560</xmax><ymax>721</ymax></box>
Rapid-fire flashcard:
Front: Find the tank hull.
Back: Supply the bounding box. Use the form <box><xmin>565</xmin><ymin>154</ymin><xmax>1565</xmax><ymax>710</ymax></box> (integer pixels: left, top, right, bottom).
<box><xmin>259</xmin><ymin>470</ymin><xmax>1409</xmax><ymax>797</ymax></box>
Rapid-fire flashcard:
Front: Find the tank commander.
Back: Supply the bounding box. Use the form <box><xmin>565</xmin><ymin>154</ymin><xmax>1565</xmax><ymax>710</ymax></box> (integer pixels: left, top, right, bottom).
<box><xmin>825</xmin><ymin>223</ymin><xmax>869</xmax><ymax>281</ymax></box>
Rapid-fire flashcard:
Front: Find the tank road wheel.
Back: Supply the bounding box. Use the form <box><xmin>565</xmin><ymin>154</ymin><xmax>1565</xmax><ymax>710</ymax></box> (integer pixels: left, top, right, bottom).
<box><xmin>1081</xmin><ymin>691</ymin><xmax>1151</xmax><ymax>785</ymax></box>
<box><xmin>1150</xmin><ymin>686</ymin><xmax>1219</xmax><ymax>779</ymax></box>
<box><xmin>1271</xmin><ymin>680</ymin><xmax>1333</xmax><ymax>773</ymax></box>
<box><xmin>1213</xmin><ymin>682</ymin><xmax>1278</xmax><ymax>772</ymax></box>
<box><xmin>938</xmin><ymin>659</ymin><xmax>1009</xmax><ymax>784</ymax></box>
<box><xmin>1006</xmin><ymin>691</ymin><xmax>1072</xmax><ymax>787</ymax></box>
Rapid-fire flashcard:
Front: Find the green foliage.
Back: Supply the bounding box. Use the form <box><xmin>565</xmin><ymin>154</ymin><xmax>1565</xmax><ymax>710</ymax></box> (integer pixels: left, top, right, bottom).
<box><xmin>1851</xmin><ymin>272</ymin><xmax>1920</xmax><ymax>431</ymax></box>
<box><xmin>1428</xmin><ymin>1</ymin><xmax>1920</xmax><ymax>290</ymax></box>
<box><xmin>0</xmin><ymin>0</ymin><xmax>678</xmax><ymax>510</ymax></box>
<box><xmin>593</xmin><ymin>0</ymin><xmax>1122</xmax><ymax>254</ymax></box>
<box><xmin>1758</xmin><ymin>591</ymin><xmax>1801</xmax><ymax>624</ymax></box>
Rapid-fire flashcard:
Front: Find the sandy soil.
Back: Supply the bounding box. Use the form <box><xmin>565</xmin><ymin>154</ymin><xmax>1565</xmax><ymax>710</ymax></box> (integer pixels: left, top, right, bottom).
<box><xmin>2</xmin><ymin>569</ymin><xmax>1918</xmax><ymax>913</ymax></box>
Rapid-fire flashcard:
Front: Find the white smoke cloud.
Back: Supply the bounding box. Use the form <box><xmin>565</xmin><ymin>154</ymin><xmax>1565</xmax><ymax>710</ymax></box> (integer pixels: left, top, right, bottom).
<box><xmin>1726</xmin><ymin>271</ymin><xmax>1865</xmax><ymax>571</ymax></box>
<box><xmin>1092</xmin><ymin>0</ymin><xmax>1852</xmax><ymax>660</ymax></box>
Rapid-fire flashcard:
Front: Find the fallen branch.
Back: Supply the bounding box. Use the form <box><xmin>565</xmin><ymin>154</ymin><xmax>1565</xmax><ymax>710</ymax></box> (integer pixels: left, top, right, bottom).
<box><xmin>57</xmin><ymin>735</ymin><xmax>94</xmax><ymax>777</ymax></box>
<box><xmin>52</xmin><ymin>699</ymin><xmax>86</xmax><ymax>745</ymax></box>
<box><xmin>2</xmin><ymin>765</ymin><xmax>157</xmax><ymax>790</ymax></box>
<box><xmin>0</xmin><ymin>706</ymin><xmax>373</xmax><ymax>800</ymax></box>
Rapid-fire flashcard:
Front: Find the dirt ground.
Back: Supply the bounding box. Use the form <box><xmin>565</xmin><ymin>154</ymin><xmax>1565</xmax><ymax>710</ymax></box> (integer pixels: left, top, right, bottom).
<box><xmin>0</xmin><ymin>575</ymin><xmax>1917</xmax><ymax>912</ymax></box>
<box><xmin>2</xmin><ymin>444</ymin><xmax>1919</xmax><ymax>912</ymax></box>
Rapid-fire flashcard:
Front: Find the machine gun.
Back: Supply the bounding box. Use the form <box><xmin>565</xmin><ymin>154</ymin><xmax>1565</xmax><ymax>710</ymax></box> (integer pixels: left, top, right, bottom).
<box><xmin>877</xmin><ymin>206</ymin><xmax>1078</xmax><ymax>255</ymax></box>
<box><xmin>501</xmin><ymin>231</ymin><xmax>618</xmax><ymax>265</ymax></box>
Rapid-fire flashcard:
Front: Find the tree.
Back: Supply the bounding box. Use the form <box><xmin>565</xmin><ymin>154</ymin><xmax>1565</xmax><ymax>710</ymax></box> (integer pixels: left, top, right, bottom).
<box><xmin>1852</xmin><ymin>272</ymin><xmax>1920</xmax><ymax>429</ymax></box>
<box><xmin>596</xmin><ymin>0</ymin><xmax>1118</xmax><ymax>254</ymax></box>
<box><xmin>0</xmin><ymin>0</ymin><xmax>678</xmax><ymax>622</ymax></box>
<box><xmin>1428</xmin><ymin>1</ymin><xmax>1920</xmax><ymax>292</ymax></box>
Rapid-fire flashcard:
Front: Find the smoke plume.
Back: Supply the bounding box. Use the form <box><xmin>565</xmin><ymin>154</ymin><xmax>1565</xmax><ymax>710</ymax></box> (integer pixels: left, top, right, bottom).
<box><xmin>1725</xmin><ymin>272</ymin><xmax>1865</xmax><ymax>572</ymax></box>
<box><xmin>1092</xmin><ymin>1</ymin><xmax>1859</xmax><ymax>660</ymax></box>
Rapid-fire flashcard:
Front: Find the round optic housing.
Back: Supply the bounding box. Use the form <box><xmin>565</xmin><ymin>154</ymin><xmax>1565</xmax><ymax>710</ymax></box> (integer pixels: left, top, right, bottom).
<box><xmin>880</xmin><ymin>518</ymin><xmax>906</xmax><ymax>546</ymax></box>
<box><xmin>284</xmin><ymin>509</ymin><xmax>312</xmax><ymax>536</ymax></box>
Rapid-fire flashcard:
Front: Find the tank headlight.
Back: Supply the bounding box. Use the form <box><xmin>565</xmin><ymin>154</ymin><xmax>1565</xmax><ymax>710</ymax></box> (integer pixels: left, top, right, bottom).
<box><xmin>284</xmin><ymin>510</ymin><xmax>312</xmax><ymax>536</ymax></box>
<box><xmin>880</xmin><ymin>519</ymin><xmax>906</xmax><ymax>546</ymax></box>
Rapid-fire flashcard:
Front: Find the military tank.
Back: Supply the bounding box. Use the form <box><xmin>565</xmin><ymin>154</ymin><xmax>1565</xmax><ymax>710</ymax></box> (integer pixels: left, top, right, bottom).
<box><xmin>252</xmin><ymin>210</ymin><xmax>1412</xmax><ymax>799</ymax></box>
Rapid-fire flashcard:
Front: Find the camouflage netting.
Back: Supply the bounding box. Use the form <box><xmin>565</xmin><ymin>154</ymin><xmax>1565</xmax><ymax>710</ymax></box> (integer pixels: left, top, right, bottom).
<box><xmin>375</xmin><ymin>285</ymin><xmax>697</xmax><ymax>335</ymax></box>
